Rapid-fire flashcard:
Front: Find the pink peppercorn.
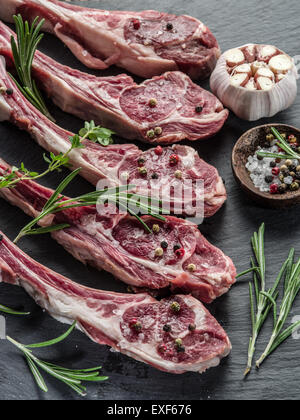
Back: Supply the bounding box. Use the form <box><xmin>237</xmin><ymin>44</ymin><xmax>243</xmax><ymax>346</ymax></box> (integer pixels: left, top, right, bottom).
<box><xmin>270</xmin><ymin>184</ymin><xmax>278</xmax><ymax>194</ymax></box>
<box><xmin>132</xmin><ymin>19</ymin><xmax>140</xmax><ymax>30</ymax></box>
<box><xmin>130</xmin><ymin>318</ymin><xmax>138</xmax><ymax>328</ymax></box>
<box><xmin>158</xmin><ymin>344</ymin><xmax>167</xmax><ymax>353</ymax></box>
<box><xmin>272</xmin><ymin>167</ymin><xmax>280</xmax><ymax>176</ymax></box>
<box><xmin>169</xmin><ymin>154</ymin><xmax>179</xmax><ymax>166</ymax></box>
<box><xmin>175</xmin><ymin>248</ymin><xmax>185</xmax><ymax>259</ymax></box>
<box><xmin>155</xmin><ymin>146</ymin><xmax>163</xmax><ymax>156</ymax></box>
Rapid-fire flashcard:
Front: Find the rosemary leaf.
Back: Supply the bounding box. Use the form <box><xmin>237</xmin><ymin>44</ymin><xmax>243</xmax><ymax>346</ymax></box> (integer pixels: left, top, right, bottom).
<box><xmin>14</xmin><ymin>170</ymin><xmax>166</xmax><ymax>242</ymax></box>
<box><xmin>24</xmin><ymin>224</ymin><xmax>71</xmax><ymax>236</ymax></box>
<box><xmin>6</xmin><ymin>323</ymin><xmax>108</xmax><ymax>396</ymax></box>
<box><xmin>26</xmin><ymin>355</ymin><xmax>48</xmax><ymax>393</ymax></box>
<box><xmin>25</xmin><ymin>322</ymin><xmax>76</xmax><ymax>348</ymax></box>
<box><xmin>0</xmin><ymin>304</ymin><xmax>29</xmax><ymax>316</ymax></box>
<box><xmin>11</xmin><ymin>15</ymin><xmax>54</xmax><ymax>121</ymax></box>
<box><xmin>238</xmin><ymin>223</ymin><xmax>281</xmax><ymax>376</ymax></box>
<box><xmin>238</xmin><ymin>224</ymin><xmax>300</xmax><ymax>374</ymax></box>
<box><xmin>256</xmin><ymin>127</ymin><xmax>300</xmax><ymax>160</ymax></box>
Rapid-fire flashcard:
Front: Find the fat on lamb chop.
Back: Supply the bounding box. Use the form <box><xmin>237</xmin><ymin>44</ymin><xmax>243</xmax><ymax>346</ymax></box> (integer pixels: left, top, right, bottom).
<box><xmin>0</xmin><ymin>0</ymin><xmax>221</xmax><ymax>80</ymax></box>
<box><xmin>0</xmin><ymin>55</ymin><xmax>227</xmax><ymax>218</ymax></box>
<box><xmin>0</xmin><ymin>232</ymin><xmax>231</xmax><ymax>374</ymax></box>
<box><xmin>0</xmin><ymin>158</ymin><xmax>236</xmax><ymax>303</ymax></box>
<box><xmin>0</xmin><ymin>21</ymin><xmax>228</xmax><ymax>144</ymax></box>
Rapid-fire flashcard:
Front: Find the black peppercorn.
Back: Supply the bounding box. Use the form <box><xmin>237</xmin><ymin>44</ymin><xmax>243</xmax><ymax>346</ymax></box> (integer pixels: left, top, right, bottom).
<box><xmin>151</xmin><ymin>172</ymin><xmax>159</xmax><ymax>179</ymax></box>
<box><xmin>282</xmin><ymin>169</ymin><xmax>290</xmax><ymax>177</ymax></box>
<box><xmin>195</xmin><ymin>106</ymin><xmax>203</xmax><ymax>113</ymax></box>
<box><xmin>138</xmin><ymin>157</ymin><xmax>145</xmax><ymax>166</ymax></box>
<box><xmin>166</xmin><ymin>22</ymin><xmax>173</xmax><ymax>30</ymax></box>
<box><xmin>270</xmin><ymin>161</ymin><xmax>276</xmax><ymax>168</ymax></box>
<box><xmin>173</xmin><ymin>244</ymin><xmax>181</xmax><ymax>252</ymax></box>
<box><xmin>265</xmin><ymin>175</ymin><xmax>273</xmax><ymax>184</ymax></box>
<box><xmin>257</xmin><ymin>154</ymin><xmax>264</xmax><ymax>161</ymax></box>
<box><xmin>163</xmin><ymin>324</ymin><xmax>171</xmax><ymax>332</ymax></box>
<box><xmin>6</xmin><ymin>88</ymin><xmax>13</xmax><ymax>95</ymax></box>
<box><xmin>188</xmin><ymin>323</ymin><xmax>196</xmax><ymax>331</ymax></box>
<box><xmin>161</xmin><ymin>241</ymin><xmax>168</xmax><ymax>249</ymax></box>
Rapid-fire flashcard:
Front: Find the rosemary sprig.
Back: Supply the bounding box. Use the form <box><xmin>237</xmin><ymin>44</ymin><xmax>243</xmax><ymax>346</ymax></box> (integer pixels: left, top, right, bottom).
<box><xmin>256</xmin><ymin>252</ymin><xmax>300</xmax><ymax>368</ymax></box>
<box><xmin>239</xmin><ymin>224</ymin><xmax>283</xmax><ymax>376</ymax></box>
<box><xmin>10</xmin><ymin>15</ymin><xmax>54</xmax><ymax>121</ymax></box>
<box><xmin>13</xmin><ymin>169</ymin><xmax>165</xmax><ymax>242</ymax></box>
<box><xmin>0</xmin><ymin>304</ymin><xmax>29</xmax><ymax>316</ymax></box>
<box><xmin>257</xmin><ymin>127</ymin><xmax>300</xmax><ymax>160</ymax></box>
<box><xmin>238</xmin><ymin>224</ymin><xmax>300</xmax><ymax>376</ymax></box>
<box><xmin>7</xmin><ymin>322</ymin><xmax>108</xmax><ymax>396</ymax></box>
<box><xmin>0</xmin><ymin>121</ymin><xmax>114</xmax><ymax>190</ymax></box>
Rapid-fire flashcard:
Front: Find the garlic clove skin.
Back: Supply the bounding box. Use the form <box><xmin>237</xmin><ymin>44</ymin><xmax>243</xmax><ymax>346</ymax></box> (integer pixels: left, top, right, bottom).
<box><xmin>210</xmin><ymin>43</ymin><xmax>298</xmax><ymax>121</ymax></box>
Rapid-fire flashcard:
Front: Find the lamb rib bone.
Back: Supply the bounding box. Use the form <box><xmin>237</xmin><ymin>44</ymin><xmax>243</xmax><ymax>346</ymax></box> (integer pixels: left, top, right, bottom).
<box><xmin>0</xmin><ymin>157</ymin><xmax>236</xmax><ymax>304</ymax></box>
<box><xmin>0</xmin><ymin>231</ymin><xmax>231</xmax><ymax>374</ymax></box>
<box><xmin>0</xmin><ymin>20</ymin><xmax>228</xmax><ymax>145</ymax></box>
<box><xmin>0</xmin><ymin>54</ymin><xmax>227</xmax><ymax>218</ymax></box>
<box><xmin>0</xmin><ymin>0</ymin><xmax>221</xmax><ymax>80</ymax></box>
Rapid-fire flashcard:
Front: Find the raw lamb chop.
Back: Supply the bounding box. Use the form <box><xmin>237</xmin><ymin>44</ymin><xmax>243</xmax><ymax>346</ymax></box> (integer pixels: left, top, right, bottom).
<box><xmin>0</xmin><ymin>56</ymin><xmax>227</xmax><ymax>218</ymax></box>
<box><xmin>0</xmin><ymin>232</ymin><xmax>231</xmax><ymax>374</ymax></box>
<box><xmin>0</xmin><ymin>158</ymin><xmax>236</xmax><ymax>303</ymax></box>
<box><xmin>0</xmin><ymin>21</ymin><xmax>229</xmax><ymax>144</ymax></box>
<box><xmin>0</xmin><ymin>0</ymin><xmax>221</xmax><ymax>80</ymax></box>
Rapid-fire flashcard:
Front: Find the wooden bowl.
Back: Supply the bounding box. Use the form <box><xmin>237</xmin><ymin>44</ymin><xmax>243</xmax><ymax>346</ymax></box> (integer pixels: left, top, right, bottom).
<box><xmin>232</xmin><ymin>123</ymin><xmax>300</xmax><ymax>208</ymax></box>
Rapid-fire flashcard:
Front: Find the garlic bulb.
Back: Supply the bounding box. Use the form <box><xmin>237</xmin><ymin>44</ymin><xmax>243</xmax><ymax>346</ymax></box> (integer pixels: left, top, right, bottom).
<box><xmin>210</xmin><ymin>44</ymin><xmax>298</xmax><ymax>121</ymax></box>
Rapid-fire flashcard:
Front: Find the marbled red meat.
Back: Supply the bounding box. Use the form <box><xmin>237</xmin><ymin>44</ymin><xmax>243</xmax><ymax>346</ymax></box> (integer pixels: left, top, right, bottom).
<box><xmin>0</xmin><ymin>159</ymin><xmax>236</xmax><ymax>303</ymax></box>
<box><xmin>0</xmin><ymin>21</ymin><xmax>228</xmax><ymax>144</ymax></box>
<box><xmin>0</xmin><ymin>55</ymin><xmax>227</xmax><ymax>218</ymax></box>
<box><xmin>0</xmin><ymin>232</ymin><xmax>231</xmax><ymax>374</ymax></box>
<box><xmin>0</xmin><ymin>0</ymin><xmax>221</xmax><ymax>80</ymax></box>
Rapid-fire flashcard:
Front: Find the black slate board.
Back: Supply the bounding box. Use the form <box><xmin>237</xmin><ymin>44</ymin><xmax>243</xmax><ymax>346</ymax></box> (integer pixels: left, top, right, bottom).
<box><xmin>0</xmin><ymin>0</ymin><xmax>300</xmax><ymax>401</ymax></box>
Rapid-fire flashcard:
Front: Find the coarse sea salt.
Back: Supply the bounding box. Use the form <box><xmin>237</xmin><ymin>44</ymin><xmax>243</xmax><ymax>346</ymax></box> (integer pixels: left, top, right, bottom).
<box><xmin>245</xmin><ymin>145</ymin><xmax>284</xmax><ymax>192</ymax></box>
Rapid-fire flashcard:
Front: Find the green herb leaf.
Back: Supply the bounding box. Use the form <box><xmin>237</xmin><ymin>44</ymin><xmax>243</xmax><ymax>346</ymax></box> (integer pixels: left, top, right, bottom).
<box><xmin>26</xmin><ymin>355</ymin><xmax>48</xmax><ymax>393</ymax></box>
<box><xmin>43</xmin><ymin>168</ymin><xmax>81</xmax><ymax>211</ymax></box>
<box><xmin>256</xmin><ymin>127</ymin><xmax>300</xmax><ymax>160</ymax></box>
<box><xmin>6</xmin><ymin>323</ymin><xmax>108</xmax><ymax>396</ymax></box>
<box><xmin>26</xmin><ymin>321</ymin><xmax>76</xmax><ymax>348</ymax></box>
<box><xmin>10</xmin><ymin>14</ymin><xmax>54</xmax><ymax>121</ymax></box>
<box><xmin>238</xmin><ymin>224</ymin><xmax>300</xmax><ymax>375</ymax></box>
<box><xmin>256</xmin><ymin>255</ymin><xmax>300</xmax><ymax>368</ymax></box>
<box><xmin>24</xmin><ymin>224</ymin><xmax>71</xmax><ymax>236</ymax></box>
<box><xmin>14</xmin><ymin>168</ymin><xmax>166</xmax><ymax>242</ymax></box>
<box><xmin>0</xmin><ymin>304</ymin><xmax>29</xmax><ymax>315</ymax></box>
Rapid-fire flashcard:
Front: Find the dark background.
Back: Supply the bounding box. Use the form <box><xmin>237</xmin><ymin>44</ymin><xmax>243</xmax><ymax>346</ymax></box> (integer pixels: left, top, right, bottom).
<box><xmin>0</xmin><ymin>0</ymin><xmax>299</xmax><ymax>401</ymax></box>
